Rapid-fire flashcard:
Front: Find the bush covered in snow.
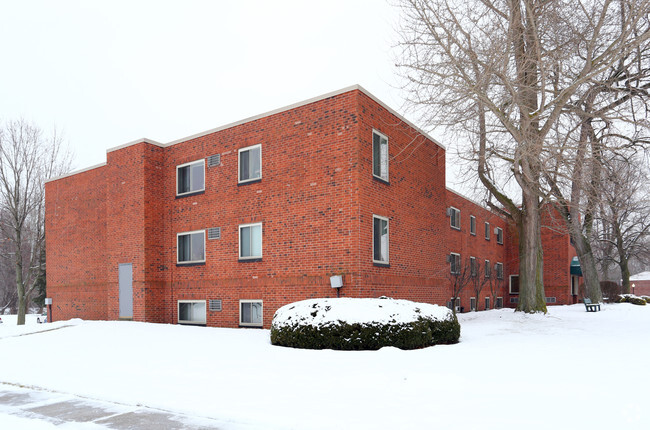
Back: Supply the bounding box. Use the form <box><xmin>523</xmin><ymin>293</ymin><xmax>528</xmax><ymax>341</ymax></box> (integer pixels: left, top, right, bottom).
<box><xmin>270</xmin><ymin>297</ymin><xmax>460</xmax><ymax>350</ymax></box>
<box><xmin>616</xmin><ymin>294</ymin><xmax>648</xmax><ymax>305</ymax></box>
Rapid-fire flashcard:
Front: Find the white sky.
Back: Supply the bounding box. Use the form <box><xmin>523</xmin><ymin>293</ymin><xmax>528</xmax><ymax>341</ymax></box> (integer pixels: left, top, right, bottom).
<box><xmin>0</xmin><ymin>0</ymin><xmax>468</xmax><ymax>189</ymax></box>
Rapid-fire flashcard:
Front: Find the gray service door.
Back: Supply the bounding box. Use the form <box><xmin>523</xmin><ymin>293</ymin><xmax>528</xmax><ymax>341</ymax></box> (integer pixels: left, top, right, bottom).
<box><xmin>118</xmin><ymin>263</ymin><xmax>133</xmax><ymax>318</ymax></box>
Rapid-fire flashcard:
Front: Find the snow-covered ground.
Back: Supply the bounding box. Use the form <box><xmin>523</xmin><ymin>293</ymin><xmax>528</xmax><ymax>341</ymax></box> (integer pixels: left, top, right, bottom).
<box><xmin>1</xmin><ymin>304</ymin><xmax>648</xmax><ymax>429</ymax></box>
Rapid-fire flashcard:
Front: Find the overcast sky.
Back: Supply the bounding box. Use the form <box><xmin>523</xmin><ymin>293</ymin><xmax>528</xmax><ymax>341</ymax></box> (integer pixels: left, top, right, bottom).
<box><xmin>0</xmin><ymin>1</ymin><xmax>468</xmax><ymax>189</ymax></box>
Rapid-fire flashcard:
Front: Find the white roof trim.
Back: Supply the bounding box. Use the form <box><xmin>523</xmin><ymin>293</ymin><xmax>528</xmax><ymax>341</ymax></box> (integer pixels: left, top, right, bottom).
<box><xmin>45</xmin><ymin>162</ymin><xmax>107</xmax><ymax>183</ymax></box>
<box><xmin>111</xmin><ymin>85</ymin><xmax>444</xmax><ymax>153</ymax></box>
<box><xmin>52</xmin><ymin>85</ymin><xmax>445</xmax><ymax>182</ymax></box>
<box><xmin>446</xmin><ymin>187</ymin><xmax>506</xmax><ymax>219</ymax></box>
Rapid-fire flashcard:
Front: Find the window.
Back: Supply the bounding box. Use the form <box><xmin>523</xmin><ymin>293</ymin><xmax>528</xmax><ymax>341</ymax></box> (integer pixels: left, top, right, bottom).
<box><xmin>485</xmin><ymin>222</ymin><xmax>490</xmax><ymax>240</ymax></box>
<box><xmin>238</xmin><ymin>144</ymin><xmax>262</xmax><ymax>183</ymax></box>
<box><xmin>470</xmin><ymin>256</ymin><xmax>477</xmax><ymax>277</ymax></box>
<box><xmin>240</xmin><ymin>300</ymin><xmax>263</xmax><ymax>327</ymax></box>
<box><xmin>509</xmin><ymin>275</ymin><xmax>520</xmax><ymax>294</ymax></box>
<box><xmin>470</xmin><ymin>297</ymin><xmax>477</xmax><ymax>311</ymax></box>
<box><xmin>496</xmin><ymin>262</ymin><xmax>504</xmax><ymax>279</ymax></box>
<box><xmin>485</xmin><ymin>296</ymin><xmax>490</xmax><ymax>310</ymax></box>
<box><xmin>470</xmin><ymin>215</ymin><xmax>476</xmax><ymax>235</ymax></box>
<box><xmin>372</xmin><ymin>130</ymin><xmax>389</xmax><ymax>182</ymax></box>
<box><xmin>496</xmin><ymin>227</ymin><xmax>503</xmax><ymax>244</ymax></box>
<box><xmin>496</xmin><ymin>297</ymin><xmax>503</xmax><ymax>309</ymax></box>
<box><xmin>484</xmin><ymin>260</ymin><xmax>491</xmax><ymax>278</ymax></box>
<box><xmin>178</xmin><ymin>300</ymin><xmax>206</xmax><ymax>324</ymax></box>
<box><xmin>373</xmin><ymin>215</ymin><xmax>389</xmax><ymax>264</ymax></box>
<box><xmin>176</xmin><ymin>159</ymin><xmax>205</xmax><ymax>196</ymax></box>
<box><xmin>450</xmin><ymin>253</ymin><xmax>461</xmax><ymax>274</ymax></box>
<box><xmin>449</xmin><ymin>207</ymin><xmax>460</xmax><ymax>230</ymax></box>
<box><xmin>239</xmin><ymin>223</ymin><xmax>262</xmax><ymax>259</ymax></box>
<box><xmin>177</xmin><ymin>230</ymin><xmax>205</xmax><ymax>264</ymax></box>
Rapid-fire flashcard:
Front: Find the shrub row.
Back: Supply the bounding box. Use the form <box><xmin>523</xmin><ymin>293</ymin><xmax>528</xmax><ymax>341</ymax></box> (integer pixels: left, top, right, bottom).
<box><xmin>615</xmin><ymin>295</ymin><xmax>648</xmax><ymax>305</ymax></box>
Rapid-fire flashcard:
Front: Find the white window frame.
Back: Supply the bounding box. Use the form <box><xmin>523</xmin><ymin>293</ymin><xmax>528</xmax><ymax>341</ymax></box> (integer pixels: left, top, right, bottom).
<box><xmin>470</xmin><ymin>215</ymin><xmax>476</xmax><ymax>235</ymax></box>
<box><xmin>470</xmin><ymin>297</ymin><xmax>477</xmax><ymax>311</ymax></box>
<box><xmin>450</xmin><ymin>252</ymin><xmax>461</xmax><ymax>275</ymax></box>
<box><xmin>496</xmin><ymin>227</ymin><xmax>503</xmax><ymax>244</ymax></box>
<box><xmin>485</xmin><ymin>222</ymin><xmax>490</xmax><ymax>240</ymax></box>
<box><xmin>495</xmin><ymin>262</ymin><xmax>504</xmax><ymax>279</ymax></box>
<box><xmin>177</xmin><ymin>300</ymin><xmax>206</xmax><ymax>325</ymax></box>
<box><xmin>496</xmin><ymin>297</ymin><xmax>503</xmax><ymax>309</ymax></box>
<box><xmin>372</xmin><ymin>129</ymin><xmax>389</xmax><ymax>182</ymax></box>
<box><xmin>239</xmin><ymin>300</ymin><xmax>263</xmax><ymax>327</ymax></box>
<box><xmin>239</xmin><ymin>222</ymin><xmax>263</xmax><ymax>260</ymax></box>
<box><xmin>485</xmin><ymin>296</ymin><xmax>490</xmax><ymax>310</ymax></box>
<box><xmin>509</xmin><ymin>274</ymin><xmax>520</xmax><ymax>294</ymax></box>
<box><xmin>470</xmin><ymin>256</ymin><xmax>477</xmax><ymax>277</ymax></box>
<box><xmin>484</xmin><ymin>259</ymin><xmax>491</xmax><ymax>278</ymax></box>
<box><xmin>238</xmin><ymin>144</ymin><xmax>262</xmax><ymax>184</ymax></box>
<box><xmin>449</xmin><ymin>207</ymin><xmax>460</xmax><ymax>230</ymax></box>
<box><xmin>177</xmin><ymin>230</ymin><xmax>206</xmax><ymax>264</ymax></box>
<box><xmin>372</xmin><ymin>215</ymin><xmax>390</xmax><ymax>264</ymax></box>
<box><xmin>176</xmin><ymin>159</ymin><xmax>205</xmax><ymax>196</ymax></box>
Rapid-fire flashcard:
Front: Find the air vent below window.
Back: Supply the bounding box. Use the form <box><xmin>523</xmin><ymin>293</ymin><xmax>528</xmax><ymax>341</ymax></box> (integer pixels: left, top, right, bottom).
<box><xmin>207</xmin><ymin>154</ymin><xmax>221</xmax><ymax>167</ymax></box>
<box><xmin>545</xmin><ymin>297</ymin><xmax>557</xmax><ymax>303</ymax></box>
<box><xmin>209</xmin><ymin>299</ymin><xmax>222</xmax><ymax>312</ymax></box>
<box><xmin>510</xmin><ymin>297</ymin><xmax>519</xmax><ymax>304</ymax></box>
<box><xmin>208</xmin><ymin>227</ymin><xmax>221</xmax><ymax>240</ymax></box>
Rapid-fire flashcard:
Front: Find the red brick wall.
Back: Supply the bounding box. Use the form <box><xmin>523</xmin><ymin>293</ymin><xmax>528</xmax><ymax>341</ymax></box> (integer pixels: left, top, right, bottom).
<box><xmin>45</xmin><ymin>87</ymin><xmax>579</xmax><ymax>328</ymax></box>
<box><xmin>45</xmin><ymin>166</ymin><xmax>108</xmax><ymax>321</ymax></box>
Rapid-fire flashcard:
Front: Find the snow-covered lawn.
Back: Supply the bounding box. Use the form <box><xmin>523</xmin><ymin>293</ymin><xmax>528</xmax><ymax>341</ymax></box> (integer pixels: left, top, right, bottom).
<box><xmin>1</xmin><ymin>304</ymin><xmax>648</xmax><ymax>429</ymax></box>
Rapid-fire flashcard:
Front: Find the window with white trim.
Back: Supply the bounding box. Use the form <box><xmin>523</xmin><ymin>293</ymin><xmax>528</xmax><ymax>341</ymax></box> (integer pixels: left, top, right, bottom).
<box><xmin>496</xmin><ymin>262</ymin><xmax>504</xmax><ymax>279</ymax></box>
<box><xmin>178</xmin><ymin>300</ymin><xmax>206</xmax><ymax>324</ymax></box>
<box><xmin>509</xmin><ymin>275</ymin><xmax>520</xmax><ymax>294</ymax></box>
<box><xmin>449</xmin><ymin>207</ymin><xmax>460</xmax><ymax>230</ymax></box>
<box><xmin>470</xmin><ymin>297</ymin><xmax>477</xmax><ymax>311</ymax></box>
<box><xmin>485</xmin><ymin>296</ymin><xmax>490</xmax><ymax>310</ymax></box>
<box><xmin>450</xmin><ymin>253</ymin><xmax>461</xmax><ymax>275</ymax></box>
<box><xmin>485</xmin><ymin>222</ymin><xmax>490</xmax><ymax>240</ymax></box>
<box><xmin>496</xmin><ymin>297</ymin><xmax>503</xmax><ymax>309</ymax></box>
<box><xmin>470</xmin><ymin>256</ymin><xmax>477</xmax><ymax>277</ymax></box>
<box><xmin>239</xmin><ymin>223</ymin><xmax>262</xmax><ymax>259</ymax></box>
<box><xmin>238</xmin><ymin>144</ymin><xmax>262</xmax><ymax>183</ymax></box>
<box><xmin>484</xmin><ymin>259</ymin><xmax>491</xmax><ymax>278</ymax></box>
<box><xmin>176</xmin><ymin>159</ymin><xmax>205</xmax><ymax>196</ymax></box>
<box><xmin>470</xmin><ymin>215</ymin><xmax>476</xmax><ymax>235</ymax></box>
<box><xmin>373</xmin><ymin>215</ymin><xmax>389</xmax><ymax>264</ymax></box>
<box><xmin>496</xmin><ymin>227</ymin><xmax>503</xmax><ymax>244</ymax></box>
<box><xmin>240</xmin><ymin>300</ymin><xmax>263</xmax><ymax>327</ymax></box>
<box><xmin>177</xmin><ymin>230</ymin><xmax>205</xmax><ymax>264</ymax></box>
<box><xmin>372</xmin><ymin>130</ymin><xmax>389</xmax><ymax>181</ymax></box>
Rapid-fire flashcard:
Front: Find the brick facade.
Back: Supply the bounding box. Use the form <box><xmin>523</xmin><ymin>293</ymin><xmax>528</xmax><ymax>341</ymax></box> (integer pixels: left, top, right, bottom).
<box><xmin>45</xmin><ymin>86</ymin><xmax>580</xmax><ymax>328</ymax></box>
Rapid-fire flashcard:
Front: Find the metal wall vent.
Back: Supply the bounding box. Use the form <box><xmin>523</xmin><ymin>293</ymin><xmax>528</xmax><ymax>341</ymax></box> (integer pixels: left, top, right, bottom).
<box><xmin>510</xmin><ymin>297</ymin><xmax>519</xmax><ymax>304</ymax></box>
<box><xmin>207</xmin><ymin>154</ymin><xmax>221</xmax><ymax>167</ymax></box>
<box><xmin>208</xmin><ymin>227</ymin><xmax>221</xmax><ymax>240</ymax></box>
<box><xmin>209</xmin><ymin>299</ymin><xmax>222</xmax><ymax>312</ymax></box>
<box><xmin>545</xmin><ymin>297</ymin><xmax>557</xmax><ymax>303</ymax></box>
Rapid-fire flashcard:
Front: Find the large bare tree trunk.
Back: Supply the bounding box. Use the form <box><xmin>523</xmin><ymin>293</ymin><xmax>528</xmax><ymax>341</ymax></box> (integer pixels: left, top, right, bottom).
<box><xmin>518</xmin><ymin>190</ymin><xmax>547</xmax><ymax>313</ymax></box>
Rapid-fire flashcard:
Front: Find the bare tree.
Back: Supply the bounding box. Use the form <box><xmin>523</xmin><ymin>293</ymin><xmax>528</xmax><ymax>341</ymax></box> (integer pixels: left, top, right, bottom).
<box><xmin>596</xmin><ymin>155</ymin><xmax>650</xmax><ymax>292</ymax></box>
<box><xmin>397</xmin><ymin>0</ymin><xmax>650</xmax><ymax>310</ymax></box>
<box><xmin>446</xmin><ymin>254</ymin><xmax>473</xmax><ymax>314</ymax></box>
<box><xmin>469</xmin><ymin>257</ymin><xmax>488</xmax><ymax>311</ymax></box>
<box><xmin>0</xmin><ymin>119</ymin><xmax>71</xmax><ymax>325</ymax></box>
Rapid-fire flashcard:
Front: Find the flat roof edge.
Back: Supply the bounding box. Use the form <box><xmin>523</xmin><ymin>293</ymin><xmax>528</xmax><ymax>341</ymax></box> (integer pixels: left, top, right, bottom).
<box><xmin>446</xmin><ymin>187</ymin><xmax>505</xmax><ymax>218</ymax></box>
<box><xmin>106</xmin><ymin>138</ymin><xmax>164</xmax><ymax>154</ymax></box>
<box><xmin>45</xmin><ymin>162</ymin><xmax>107</xmax><ymax>183</ymax></box>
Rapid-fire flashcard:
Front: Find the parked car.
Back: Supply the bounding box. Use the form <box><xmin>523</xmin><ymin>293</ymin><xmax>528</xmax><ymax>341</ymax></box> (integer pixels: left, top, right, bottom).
<box><xmin>37</xmin><ymin>312</ymin><xmax>47</xmax><ymax>323</ymax></box>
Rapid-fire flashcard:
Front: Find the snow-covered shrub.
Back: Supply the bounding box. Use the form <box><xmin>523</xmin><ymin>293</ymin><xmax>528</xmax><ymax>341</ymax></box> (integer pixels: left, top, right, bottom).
<box><xmin>616</xmin><ymin>294</ymin><xmax>647</xmax><ymax>305</ymax></box>
<box><xmin>270</xmin><ymin>297</ymin><xmax>460</xmax><ymax>350</ymax></box>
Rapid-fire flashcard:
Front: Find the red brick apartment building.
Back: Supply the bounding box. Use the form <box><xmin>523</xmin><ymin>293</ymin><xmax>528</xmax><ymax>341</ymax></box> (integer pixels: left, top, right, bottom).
<box><xmin>45</xmin><ymin>85</ymin><xmax>580</xmax><ymax>328</ymax></box>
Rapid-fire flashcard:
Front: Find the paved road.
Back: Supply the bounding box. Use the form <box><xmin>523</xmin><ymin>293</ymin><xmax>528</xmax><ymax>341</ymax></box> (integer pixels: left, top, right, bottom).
<box><xmin>0</xmin><ymin>384</ymin><xmax>223</xmax><ymax>429</ymax></box>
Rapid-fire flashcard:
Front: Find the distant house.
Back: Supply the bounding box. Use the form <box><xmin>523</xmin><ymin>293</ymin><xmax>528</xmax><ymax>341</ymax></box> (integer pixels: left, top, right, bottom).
<box><xmin>630</xmin><ymin>272</ymin><xmax>650</xmax><ymax>296</ymax></box>
<box><xmin>45</xmin><ymin>85</ymin><xmax>580</xmax><ymax>328</ymax></box>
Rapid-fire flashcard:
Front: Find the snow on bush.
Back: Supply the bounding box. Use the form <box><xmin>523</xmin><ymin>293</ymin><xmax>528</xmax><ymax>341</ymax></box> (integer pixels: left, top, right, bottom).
<box><xmin>616</xmin><ymin>294</ymin><xmax>648</xmax><ymax>305</ymax></box>
<box><xmin>270</xmin><ymin>297</ymin><xmax>460</xmax><ymax>350</ymax></box>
